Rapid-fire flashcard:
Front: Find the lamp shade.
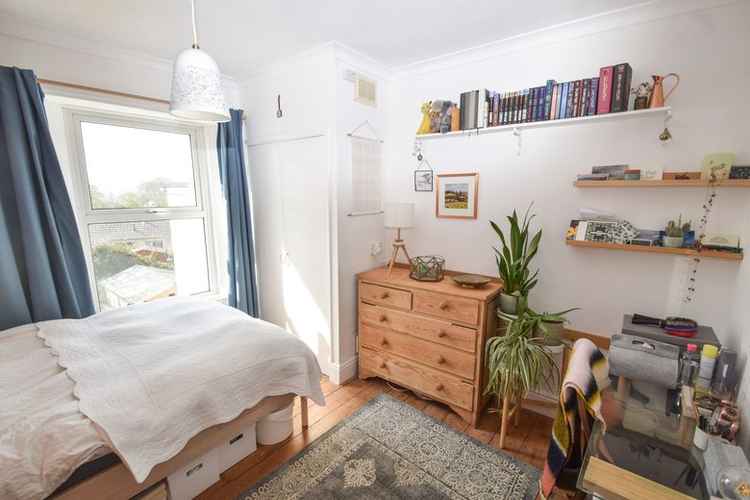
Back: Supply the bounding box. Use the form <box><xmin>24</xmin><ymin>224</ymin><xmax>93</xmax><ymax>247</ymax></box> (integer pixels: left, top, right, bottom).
<box><xmin>384</xmin><ymin>202</ymin><xmax>414</xmax><ymax>229</ymax></box>
<box><xmin>170</xmin><ymin>48</ymin><xmax>230</xmax><ymax>122</ymax></box>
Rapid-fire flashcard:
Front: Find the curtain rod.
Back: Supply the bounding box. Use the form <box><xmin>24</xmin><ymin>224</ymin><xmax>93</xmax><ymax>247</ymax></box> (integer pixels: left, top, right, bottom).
<box><xmin>38</xmin><ymin>78</ymin><xmax>170</xmax><ymax>105</ymax></box>
<box><xmin>37</xmin><ymin>78</ymin><xmax>245</xmax><ymax>120</ymax></box>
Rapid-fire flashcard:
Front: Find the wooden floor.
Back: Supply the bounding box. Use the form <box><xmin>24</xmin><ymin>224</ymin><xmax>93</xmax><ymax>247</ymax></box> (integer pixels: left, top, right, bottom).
<box><xmin>197</xmin><ymin>376</ymin><xmax>554</xmax><ymax>500</ymax></box>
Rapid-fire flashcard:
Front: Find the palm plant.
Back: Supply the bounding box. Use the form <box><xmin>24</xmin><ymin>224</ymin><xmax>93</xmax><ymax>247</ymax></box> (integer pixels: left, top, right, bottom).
<box><xmin>490</xmin><ymin>205</ymin><xmax>542</xmax><ymax>312</ymax></box>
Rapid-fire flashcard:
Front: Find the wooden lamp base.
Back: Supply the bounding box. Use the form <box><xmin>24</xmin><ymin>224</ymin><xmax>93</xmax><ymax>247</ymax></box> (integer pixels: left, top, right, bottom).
<box><xmin>387</xmin><ymin>229</ymin><xmax>411</xmax><ymax>277</ymax></box>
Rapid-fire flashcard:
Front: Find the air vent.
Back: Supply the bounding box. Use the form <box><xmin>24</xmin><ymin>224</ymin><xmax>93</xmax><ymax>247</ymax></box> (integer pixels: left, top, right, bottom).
<box><xmin>354</xmin><ymin>76</ymin><xmax>377</xmax><ymax>107</ymax></box>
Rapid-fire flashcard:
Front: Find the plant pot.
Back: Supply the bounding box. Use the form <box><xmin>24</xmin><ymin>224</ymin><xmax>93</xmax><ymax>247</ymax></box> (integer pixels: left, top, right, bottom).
<box><xmin>663</xmin><ymin>236</ymin><xmax>684</xmax><ymax>248</ymax></box>
<box><xmin>538</xmin><ymin>321</ymin><xmax>565</xmax><ymax>345</ymax></box>
<box><xmin>499</xmin><ymin>293</ymin><xmax>520</xmax><ymax>314</ymax></box>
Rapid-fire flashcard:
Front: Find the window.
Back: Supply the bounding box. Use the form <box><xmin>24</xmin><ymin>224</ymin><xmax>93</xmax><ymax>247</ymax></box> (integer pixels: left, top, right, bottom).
<box><xmin>69</xmin><ymin>112</ymin><xmax>217</xmax><ymax>311</ymax></box>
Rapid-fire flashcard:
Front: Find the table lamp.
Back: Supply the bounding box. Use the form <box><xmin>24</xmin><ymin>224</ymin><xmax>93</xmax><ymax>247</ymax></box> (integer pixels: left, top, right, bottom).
<box><xmin>384</xmin><ymin>202</ymin><xmax>414</xmax><ymax>277</ymax></box>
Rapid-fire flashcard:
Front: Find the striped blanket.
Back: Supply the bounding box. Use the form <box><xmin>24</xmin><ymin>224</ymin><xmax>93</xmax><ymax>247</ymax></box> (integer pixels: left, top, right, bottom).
<box><xmin>540</xmin><ymin>339</ymin><xmax>610</xmax><ymax>499</ymax></box>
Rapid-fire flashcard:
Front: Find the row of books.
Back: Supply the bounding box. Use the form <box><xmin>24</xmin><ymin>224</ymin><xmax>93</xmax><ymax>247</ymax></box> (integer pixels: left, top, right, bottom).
<box><xmin>457</xmin><ymin>63</ymin><xmax>633</xmax><ymax>130</ymax></box>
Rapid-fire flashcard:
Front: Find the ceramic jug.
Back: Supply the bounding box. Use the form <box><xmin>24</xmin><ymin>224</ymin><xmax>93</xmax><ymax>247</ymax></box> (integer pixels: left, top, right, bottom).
<box><xmin>649</xmin><ymin>73</ymin><xmax>680</xmax><ymax>108</ymax></box>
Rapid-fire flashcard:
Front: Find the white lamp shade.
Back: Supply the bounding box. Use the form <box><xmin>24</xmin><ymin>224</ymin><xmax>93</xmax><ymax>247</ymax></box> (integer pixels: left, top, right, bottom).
<box><xmin>384</xmin><ymin>202</ymin><xmax>415</xmax><ymax>229</ymax></box>
<box><xmin>170</xmin><ymin>48</ymin><xmax>230</xmax><ymax>123</ymax></box>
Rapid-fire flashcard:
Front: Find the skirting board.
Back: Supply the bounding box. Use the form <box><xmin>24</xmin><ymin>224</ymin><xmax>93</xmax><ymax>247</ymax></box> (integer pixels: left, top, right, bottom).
<box><xmin>329</xmin><ymin>356</ymin><xmax>358</xmax><ymax>385</ymax></box>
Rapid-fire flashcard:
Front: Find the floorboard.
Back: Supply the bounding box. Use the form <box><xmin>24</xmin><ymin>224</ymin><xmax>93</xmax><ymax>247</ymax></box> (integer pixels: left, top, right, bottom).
<box><xmin>196</xmin><ymin>376</ymin><xmax>554</xmax><ymax>500</ymax></box>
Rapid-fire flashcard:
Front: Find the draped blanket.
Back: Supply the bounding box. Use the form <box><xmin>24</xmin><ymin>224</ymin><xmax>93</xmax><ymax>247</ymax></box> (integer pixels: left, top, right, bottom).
<box><xmin>36</xmin><ymin>298</ymin><xmax>325</xmax><ymax>482</ymax></box>
<box><xmin>540</xmin><ymin>339</ymin><xmax>609</xmax><ymax>498</ymax></box>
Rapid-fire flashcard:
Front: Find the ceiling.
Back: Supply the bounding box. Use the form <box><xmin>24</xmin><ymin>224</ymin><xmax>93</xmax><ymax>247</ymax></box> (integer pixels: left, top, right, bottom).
<box><xmin>0</xmin><ymin>0</ymin><xmax>645</xmax><ymax>79</ymax></box>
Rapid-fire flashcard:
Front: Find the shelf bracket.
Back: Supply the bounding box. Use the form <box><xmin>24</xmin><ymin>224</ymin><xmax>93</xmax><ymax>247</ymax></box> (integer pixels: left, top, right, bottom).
<box><xmin>513</xmin><ymin>127</ymin><xmax>522</xmax><ymax>156</ymax></box>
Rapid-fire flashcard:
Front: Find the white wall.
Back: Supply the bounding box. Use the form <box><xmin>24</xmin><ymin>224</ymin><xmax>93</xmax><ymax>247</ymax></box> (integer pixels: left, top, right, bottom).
<box><xmin>332</xmin><ymin>46</ymin><xmax>389</xmax><ymax>381</ymax></box>
<box><xmin>384</xmin><ymin>1</ymin><xmax>750</xmax><ymax>446</ymax></box>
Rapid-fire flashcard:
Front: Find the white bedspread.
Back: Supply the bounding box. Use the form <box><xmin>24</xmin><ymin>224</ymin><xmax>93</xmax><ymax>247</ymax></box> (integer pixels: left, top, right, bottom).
<box><xmin>1</xmin><ymin>298</ymin><xmax>324</xmax><ymax>498</ymax></box>
<box><xmin>0</xmin><ymin>324</ymin><xmax>109</xmax><ymax>500</ymax></box>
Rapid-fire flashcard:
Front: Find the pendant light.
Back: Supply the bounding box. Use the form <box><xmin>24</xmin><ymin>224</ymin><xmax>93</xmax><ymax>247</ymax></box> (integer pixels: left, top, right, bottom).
<box><xmin>170</xmin><ymin>0</ymin><xmax>230</xmax><ymax>122</ymax></box>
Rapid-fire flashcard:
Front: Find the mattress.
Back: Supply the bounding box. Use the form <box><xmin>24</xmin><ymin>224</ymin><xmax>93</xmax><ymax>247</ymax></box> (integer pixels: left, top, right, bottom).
<box><xmin>0</xmin><ymin>324</ymin><xmax>110</xmax><ymax>500</ymax></box>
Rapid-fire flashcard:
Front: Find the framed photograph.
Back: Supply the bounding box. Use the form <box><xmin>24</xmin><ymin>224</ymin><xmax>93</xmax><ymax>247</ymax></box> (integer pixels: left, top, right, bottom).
<box><xmin>701</xmin><ymin>152</ymin><xmax>735</xmax><ymax>181</ymax></box>
<box><xmin>414</xmin><ymin>170</ymin><xmax>434</xmax><ymax>192</ymax></box>
<box><xmin>435</xmin><ymin>173</ymin><xmax>478</xmax><ymax>219</ymax></box>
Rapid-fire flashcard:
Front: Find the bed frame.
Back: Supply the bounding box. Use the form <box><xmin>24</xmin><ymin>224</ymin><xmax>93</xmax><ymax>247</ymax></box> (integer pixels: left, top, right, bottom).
<box><xmin>53</xmin><ymin>395</ymin><xmax>309</xmax><ymax>500</ymax></box>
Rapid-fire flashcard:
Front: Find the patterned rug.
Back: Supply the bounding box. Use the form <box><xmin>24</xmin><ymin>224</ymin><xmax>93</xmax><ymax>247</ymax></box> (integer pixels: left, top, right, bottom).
<box><xmin>240</xmin><ymin>394</ymin><xmax>539</xmax><ymax>499</ymax></box>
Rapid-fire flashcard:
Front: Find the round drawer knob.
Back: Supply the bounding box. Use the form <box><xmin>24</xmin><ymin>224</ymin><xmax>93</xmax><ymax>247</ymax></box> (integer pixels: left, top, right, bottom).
<box><xmin>379</xmin><ymin>362</ymin><xmax>387</xmax><ymax>369</ymax></box>
<box><xmin>379</xmin><ymin>315</ymin><xmax>388</xmax><ymax>322</ymax></box>
<box><xmin>437</xmin><ymin>355</ymin><xmax>445</xmax><ymax>364</ymax></box>
<box><xmin>380</xmin><ymin>292</ymin><xmax>390</xmax><ymax>299</ymax></box>
<box><xmin>439</xmin><ymin>301</ymin><xmax>449</xmax><ymax>310</ymax></box>
<box><xmin>437</xmin><ymin>330</ymin><xmax>447</xmax><ymax>338</ymax></box>
<box><xmin>381</xmin><ymin>339</ymin><xmax>389</xmax><ymax>346</ymax></box>
<box><xmin>435</xmin><ymin>383</ymin><xmax>444</xmax><ymax>391</ymax></box>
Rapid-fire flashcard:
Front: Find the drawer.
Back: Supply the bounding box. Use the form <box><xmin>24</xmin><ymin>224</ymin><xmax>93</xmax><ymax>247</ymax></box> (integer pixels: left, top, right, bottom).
<box><xmin>359</xmin><ymin>282</ymin><xmax>412</xmax><ymax>310</ymax></box>
<box><xmin>359</xmin><ymin>303</ymin><xmax>477</xmax><ymax>353</ymax></box>
<box><xmin>360</xmin><ymin>324</ymin><xmax>475</xmax><ymax>379</ymax></box>
<box><xmin>360</xmin><ymin>348</ymin><xmax>474</xmax><ymax>410</ymax></box>
<box><xmin>412</xmin><ymin>289</ymin><xmax>479</xmax><ymax>325</ymax></box>
<box><xmin>167</xmin><ymin>447</ymin><xmax>219</xmax><ymax>500</ymax></box>
<box><xmin>218</xmin><ymin>423</ymin><xmax>257</xmax><ymax>473</ymax></box>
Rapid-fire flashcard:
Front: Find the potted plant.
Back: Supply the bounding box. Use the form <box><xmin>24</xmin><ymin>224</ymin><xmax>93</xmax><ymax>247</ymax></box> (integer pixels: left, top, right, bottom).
<box><xmin>664</xmin><ymin>215</ymin><xmax>691</xmax><ymax>248</ymax></box>
<box><xmin>490</xmin><ymin>206</ymin><xmax>542</xmax><ymax>314</ymax></box>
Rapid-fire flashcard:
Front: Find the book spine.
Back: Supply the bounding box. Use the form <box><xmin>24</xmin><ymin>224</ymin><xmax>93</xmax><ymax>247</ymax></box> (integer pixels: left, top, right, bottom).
<box><xmin>581</xmin><ymin>78</ymin><xmax>590</xmax><ymax>116</ymax></box>
<box><xmin>544</xmin><ymin>79</ymin><xmax>555</xmax><ymax>120</ymax></box>
<box><xmin>459</xmin><ymin>92</ymin><xmax>467</xmax><ymax>130</ymax></box>
<box><xmin>566</xmin><ymin>82</ymin><xmax>575</xmax><ymax>118</ymax></box>
<box><xmin>500</xmin><ymin>92</ymin><xmax>507</xmax><ymax>125</ymax></box>
<box><xmin>559</xmin><ymin>83</ymin><xmax>567</xmax><ymax>119</ymax></box>
<box><xmin>550</xmin><ymin>84</ymin><xmax>558</xmax><ymax>120</ymax></box>
<box><xmin>597</xmin><ymin>66</ymin><xmax>614</xmax><ymax>114</ymax></box>
<box><xmin>521</xmin><ymin>89</ymin><xmax>528</xmax><ymax>122</ymax></box>
<box><xmin>538</xmin><ymin>86</ymin><xmax>546</xmax><ymax>121</ymax></box>
<box><xmin>570</xmin><ymin>81</ymin><xmax>578</xmax><ymax>118</ymax></box>
<box><xmin>493</xmin><ymin>92</ymin><xmax>500</xmax><ymax>126</ymax></box>
<box><xmin>515</xmin><ymin>91</ymin><xmax>521</xmax><ymax>124</ymax></box>
<box><xmin>612</xmin><ymin>63</ymin><xmax>632</xmax><ymax>112</ymax></box>
<box><xmin>589</xmin><ymin>77</ymin><xmax>599</xmax><ymax>116</ymax></box>
<box><xmin>531</xmin><ymin>87</ymin><xmax>539</xmax><ymax>121</ymax></box>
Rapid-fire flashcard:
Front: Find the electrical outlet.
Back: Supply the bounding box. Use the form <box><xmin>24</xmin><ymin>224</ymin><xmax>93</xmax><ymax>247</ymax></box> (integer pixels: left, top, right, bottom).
<box><xmin>370</xmin><ymin>242</ymin><xmax>382</xmax><ymax>256</ymax></box>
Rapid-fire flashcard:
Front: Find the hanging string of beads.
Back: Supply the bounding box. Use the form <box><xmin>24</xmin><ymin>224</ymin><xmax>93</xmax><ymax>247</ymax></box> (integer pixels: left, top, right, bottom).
<box><xmin>683</xmin><ymin>174</ymin><xmax>718</xmax><ymax>303</ymax></box>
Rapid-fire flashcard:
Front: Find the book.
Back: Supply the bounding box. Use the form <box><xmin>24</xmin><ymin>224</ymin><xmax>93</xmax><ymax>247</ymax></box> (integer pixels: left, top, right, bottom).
<box><xmin>512</xmin><ymin>91</ymin><xmax>519</xmax><ymax>124</ymax></box>
<box><xmin>459</xmin><ymin>91</ymin><xmax>468</xmax><ymax>129</ymax></box>
<box><xmin>592</xmin><ymin>78</ymin><xmax>600</xmax><ymax>115</ymax></box>
<box><xmin>501</xmin><ymin>92</ymin><xmax>509</xmax><ymax>125</ymax></box>
<box><xmin>521</xmin><ymin>89</ymin><xmax>529</xmax><ymax>122</ymax></box>
<box><xmin>538</xmin><ymin>85</ymin><xmax>547</xmax><ymax>121</ymax></box>
<box><xmin>544</xmin><ymin>79</ymin><xmax>556</xmax><ymax>120</ymax></box>
<box><xmin>571</xmin><ymin>80</ymin><xmax>580</xmax><ymax>118</ymax></box>
<box><xmin>559</xmin><ymin>82</ymin><xmax>568</xmax><ymax>119</ymax></box>
<box><xmin>566</xmin><ymin>82</ymin><xmax>575</xmax><ymax>118</ymax></box>
<box><xmin>592</xmin><ymin>164</ymin><xmax>628</xmax><ymax>180</ymax></box>
<box><xmin>612</xmin><ymin>63</ymin><xmax>632</xmax><ymax>112</ymax></box>
<box><xmin>550</xmin><ymin>84</ymin><xmax>559</xmax><ymax>120</ymax></box>
<box><xmin>597</xmin><ymin>66</ymin><xmax>614</xmax><ymax>114</ymax></box>
<box><xmin>576</xmin><ymin>173</ymin><xmax>609</xmax><ymax>181</ymax></box>
<box><xmin>581</xmin><ymin>79</ymin><xmax>590</xmax><ymax>116</ymax></box>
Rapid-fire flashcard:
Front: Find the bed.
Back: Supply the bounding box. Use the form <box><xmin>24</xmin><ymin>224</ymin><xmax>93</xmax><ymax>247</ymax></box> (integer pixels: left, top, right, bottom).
<box><xmin>0</xmin><ymin>298</ymin><xmax>325</xmax><ymax>500</ymax></box>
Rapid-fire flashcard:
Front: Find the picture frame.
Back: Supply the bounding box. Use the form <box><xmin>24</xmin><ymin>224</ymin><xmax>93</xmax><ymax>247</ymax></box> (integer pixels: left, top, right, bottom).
<box><xmin>701</xmin><ymin>152</ymin><xmax>735</xmax><ymax>181</ymax></box>
<box><xmin>435</xmin><ymin>173</ymin><xmax>478</xmax><ymax>219</ymax></box>
<box><xmin>414</xmin><ymin>169</ymin><xmax>434</xmax><ymax>192</ymax></box>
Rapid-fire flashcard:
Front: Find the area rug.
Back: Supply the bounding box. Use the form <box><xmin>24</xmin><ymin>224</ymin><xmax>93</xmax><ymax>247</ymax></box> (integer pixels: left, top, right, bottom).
<box><xmin>240</xmin><ymin>394</ymin><xmax>539</xmax><ymax>499</ymax></box>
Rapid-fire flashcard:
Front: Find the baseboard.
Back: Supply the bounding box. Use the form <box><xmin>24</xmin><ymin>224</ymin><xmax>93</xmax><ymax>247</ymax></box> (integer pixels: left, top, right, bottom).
<box><xmin>329</xmin><ymin>356</ymin><xmax>358</xmax><ymax>385</ymax></box>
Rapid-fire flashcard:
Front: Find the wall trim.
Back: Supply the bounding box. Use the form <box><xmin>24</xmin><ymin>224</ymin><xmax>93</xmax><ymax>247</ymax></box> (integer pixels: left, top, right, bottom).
<box><xmin>390</xmin><ymin>0</ymin><xmax>739</xmax><ymax>78</ymax></box>
<box><xmin>329</xmin><ymin>356</ymin><xmax>358</xmax><ymax>385</ymax></box>
<box><xmin>0</xmin><ymin>11</ymin><xmax>241</xmax><ymax>97</ymax></box>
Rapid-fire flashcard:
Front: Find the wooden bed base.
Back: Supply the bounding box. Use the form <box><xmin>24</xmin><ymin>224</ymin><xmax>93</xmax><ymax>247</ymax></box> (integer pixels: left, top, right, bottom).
<box><xmin>54</xmin><ymin>394</ymin><xmax>310</xmax><ymax>500</ymax></box>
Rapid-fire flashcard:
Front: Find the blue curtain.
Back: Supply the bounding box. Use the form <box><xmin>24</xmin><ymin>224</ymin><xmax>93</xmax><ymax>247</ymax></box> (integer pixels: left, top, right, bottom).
<box><xmin>217</xmin><ymin>109</ymin><xmax>259</xmax><ymax>316</ymax></box>
<box><xmin>0</xmin><ymin>66</ymin><xmax>95</xmax><ymax>331</ymax></box>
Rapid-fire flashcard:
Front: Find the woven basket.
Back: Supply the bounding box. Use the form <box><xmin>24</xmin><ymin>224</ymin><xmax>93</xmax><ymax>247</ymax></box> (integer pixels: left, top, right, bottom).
<box><xmin>409</xmin><ymin>255</ymin><xmax>445</xmax><ymax>282</ymax></box>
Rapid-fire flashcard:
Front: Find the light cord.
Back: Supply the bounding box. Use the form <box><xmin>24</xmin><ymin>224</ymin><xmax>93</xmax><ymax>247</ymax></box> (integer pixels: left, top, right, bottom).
<box><xmin>190</xmin><ymin>0</ymin><xmax>199</xmax><ymax>48</ymax></box>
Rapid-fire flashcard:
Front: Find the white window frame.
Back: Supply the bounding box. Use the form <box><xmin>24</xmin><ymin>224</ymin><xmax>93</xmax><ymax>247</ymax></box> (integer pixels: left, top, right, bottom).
<box><xmin>64</xmin><ymin>109</ymin><xmax>221</xmax><ymax>311</ymax></box>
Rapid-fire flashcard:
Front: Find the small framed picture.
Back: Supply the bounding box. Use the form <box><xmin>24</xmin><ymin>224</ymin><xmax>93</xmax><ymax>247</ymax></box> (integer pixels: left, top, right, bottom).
<box><xmin>435</xmin><ymin>173</ymin><xmax>478</xmax><ymax>219</ymax></box>
<box><xmin>701</xmin><ymin>152</ymin><xmax>735</xmax><ymax>181</ymax></box>
<box><xmin>414</xmin><ymin>170</ymin><xmax>434</xmax><ymax>192</ymax></box>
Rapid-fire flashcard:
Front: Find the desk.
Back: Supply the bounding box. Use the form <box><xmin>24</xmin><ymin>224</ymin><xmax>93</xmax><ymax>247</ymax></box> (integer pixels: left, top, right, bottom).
<box><xmin>577</xmin><ymin>391</ymin><xmax>709</xmax><ymax>499</ymax></box>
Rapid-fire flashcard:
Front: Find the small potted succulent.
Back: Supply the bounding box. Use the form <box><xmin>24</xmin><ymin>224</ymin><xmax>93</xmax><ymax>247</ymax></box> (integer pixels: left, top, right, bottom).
<box><xmin>663</xmin><ymin>215</ymin><xmax>691</xmax><ymax>248</ymax></box>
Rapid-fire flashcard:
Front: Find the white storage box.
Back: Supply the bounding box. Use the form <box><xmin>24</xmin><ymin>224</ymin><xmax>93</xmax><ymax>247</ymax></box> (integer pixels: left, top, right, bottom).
<box><xmin>218</xmin><ymin>424</ymin><xmax>257</xmax><ymax>473</ymax></box>
<box><xmin>167</xmin><ymin>448</ymin><xmax>219</xmax><ymax>500</ymax></box>
<box><xmin>257</xmin><ymin>404</ymin><xmax>294</xmax><ymax>445</ymax></box>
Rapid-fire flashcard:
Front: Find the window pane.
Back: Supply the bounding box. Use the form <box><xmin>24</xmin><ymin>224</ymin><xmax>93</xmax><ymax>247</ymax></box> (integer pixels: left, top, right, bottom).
<box><xmin>89</xmin><ymin>219</ymin><xmax>210</xmax><ymax>310</ymax></box>
<box><xmin>80</xmin><ymin>122</ymin><xmax>197</xmax><ymax>209</ymax></box>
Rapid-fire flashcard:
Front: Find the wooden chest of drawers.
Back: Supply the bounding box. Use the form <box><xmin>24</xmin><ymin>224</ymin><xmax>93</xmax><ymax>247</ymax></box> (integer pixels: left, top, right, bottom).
<box><xmin>357</xmin><ymin>266</ymin><xmax>502</xmax><ymax>427</ymax></box>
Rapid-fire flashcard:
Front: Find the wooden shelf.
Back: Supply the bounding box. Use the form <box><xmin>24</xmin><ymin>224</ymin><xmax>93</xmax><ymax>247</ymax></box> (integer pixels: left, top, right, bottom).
<box><xmin>565</xmin><ymin>239</ymin><xmax>743</xmax><ymax>261</ymax></box>
<box><xmin>574</xmin><ymin>179</ymin><xmax>750</xmax><ymax>188</ymax></box>
<box><xmin>416</xmin><ymin>107</ymin><xmax>671</xmax><ymax>140</ymax></box>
